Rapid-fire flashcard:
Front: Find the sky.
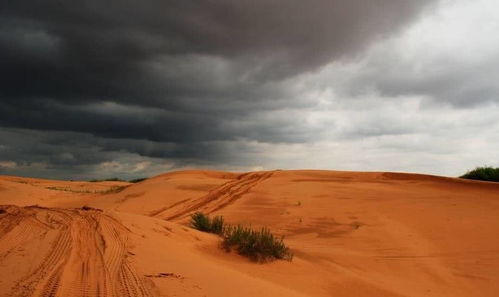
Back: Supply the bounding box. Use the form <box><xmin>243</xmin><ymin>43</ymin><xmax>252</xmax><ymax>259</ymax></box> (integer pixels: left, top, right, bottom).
<box><xmin>1</xmin><ymin>0</ymin><xmax>498</xmax><ymax>180</ymax></box>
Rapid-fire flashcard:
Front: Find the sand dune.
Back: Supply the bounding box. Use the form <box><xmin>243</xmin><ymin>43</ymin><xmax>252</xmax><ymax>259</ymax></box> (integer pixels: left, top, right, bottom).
<box><xmin>1</xmin><ymin>170</ymin><xmax>498</xmax><ymax>297</ymax></box>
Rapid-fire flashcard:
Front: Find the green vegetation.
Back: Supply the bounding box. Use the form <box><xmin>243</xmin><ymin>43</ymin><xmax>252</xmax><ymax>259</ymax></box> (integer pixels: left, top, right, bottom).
<box><xmin>460</xmin><ymin>166</ymin><xmax>499</xmax><ymax>182</ymax></box>
<box><xmin>190</xmin><ymin>212</ymin><xmax>224</xmax><ymax>235</ymax></box>
<box><xmin>13</xmin><ymin>180</ymin><xmax>29</xmax><ymax>184</ymax></box>
<box><xmin>190</xmin><ymin>212</ymin><xmax>293</xmax><ymax>262</ymax></box>
<box><xmin>101</xmin><ymin>185</ymin><xmax>127</xmax><ymax>194</ymax></box>
<box><xmin>89</xmin><ymin>177</ymin><xmax>126</xmax><ymax>182</ymax></box>
<box><xmin>89</xmin><ymin>177</ymin><xmax>148</xmax><ymax>183</ymax></box>
<box><xmin>45</xmin><ymin>185</ymin><xmax>127</xmax><ymax>194</ymax></box>
<box><xmin>80</xmin><ymin>205</ymin><xmax>103</xmax><ymax>212</ymax></box>
<box><xmin>45</xmin><ymin>186</ymin><xmax>92</xmax><ymax>193</ymax></box>
<box><xmin>222</xmin><ymin>225</ymin><xmax>293</xmax><ymax>262</ymax></box>
<box><xmin>210</xmin><ymin>215</ymin><xmax>225</xmax><ymax>235</ymax></box>
<box><xmin>129</xmin><ymin>177</ymin><xmax>147</xmax><ymax>183</ymax></box>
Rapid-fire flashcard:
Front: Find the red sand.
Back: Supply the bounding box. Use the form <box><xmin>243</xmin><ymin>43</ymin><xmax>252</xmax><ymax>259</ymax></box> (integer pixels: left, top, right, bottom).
<box><xmin>1</xmin><ymin>170</ymin><xmax>498</xmax><ymax>297</ymax></box>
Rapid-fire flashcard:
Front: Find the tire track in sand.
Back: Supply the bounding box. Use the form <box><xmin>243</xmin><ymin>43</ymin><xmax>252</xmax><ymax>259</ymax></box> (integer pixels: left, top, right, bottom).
<box><xmin>159</xmin><ymin>171</ymin><xmax>274</xmax><ymax>221</ymax></box>
<box><xmin>0</xmin><ymin>205</ymin><xmax>154</xmax><ymax>297</ymax></box>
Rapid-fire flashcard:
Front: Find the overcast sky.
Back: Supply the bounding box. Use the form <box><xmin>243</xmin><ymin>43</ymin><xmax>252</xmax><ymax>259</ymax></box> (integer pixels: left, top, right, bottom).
<box><xmin>1</xmin><ymin>0</ymin><xmax>498</xmax><ymax>180</ymax></box>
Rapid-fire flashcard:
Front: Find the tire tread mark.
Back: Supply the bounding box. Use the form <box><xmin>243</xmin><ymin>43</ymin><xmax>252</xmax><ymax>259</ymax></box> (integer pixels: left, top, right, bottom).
<box><xmin>0</xmin><ymin>206</ymin><xmax>155</xmax><ymax>297</ymax></box>
<box><xmin>163</xmin><ymin>171</ymin><xmax>274</xmax><ymax>221</ymax></box>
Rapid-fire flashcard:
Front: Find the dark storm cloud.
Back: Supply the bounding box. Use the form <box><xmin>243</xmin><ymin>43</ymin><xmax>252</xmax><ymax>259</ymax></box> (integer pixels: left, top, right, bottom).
<box><xmin>1</xmin><ymin>0</ymin><xmax>436</xmax><ymax>141</ymax></box>
<box><xmin>0</xmin><ymin>0</ymin><xmax>437</xmax><ymax>178</ymax></box>
<box><xmin>2</xmin><ymin>0</ymin><xmax>435</xmax><ymax>80</ymax></box>
<box><xmin>1</xmin><ymin>0</ymin><xmax>435</xmax><ymax>106</ymax></box>
<box><xmin>0</xmin><ymin>128</ymin><xmax>272</xmax><ymax>180</ymax></box>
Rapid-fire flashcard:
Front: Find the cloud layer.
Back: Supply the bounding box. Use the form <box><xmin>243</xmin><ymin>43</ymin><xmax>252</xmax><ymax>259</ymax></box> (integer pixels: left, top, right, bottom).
<box><xmin>1</xmin><ymin>0</ymin><xmax>498</xmax><ymax>179</ymax></box>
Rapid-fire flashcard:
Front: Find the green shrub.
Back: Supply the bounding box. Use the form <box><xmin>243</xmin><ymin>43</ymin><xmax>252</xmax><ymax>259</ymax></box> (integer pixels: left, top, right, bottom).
<box><xmin>89</xmin><ymin>177</ymin><xmax>147</xmax><ymax>183</ymax></box>
<box><xmin>210</xmin><ymin>215</ymin><xmax>225</xmax><ymax>235</ymax></box>
<box><xmin>190</xmin><ymin>212</ymin><xmax>213</xmax><ymax>232</ymax></box>
<box><xmin>129</xmin><ymin>177</ymin><xmax>147</xmax><ymax>183</ymax></box>
<box><xmin>460</xmin><ymin>166</ymin><xmax>499</xmax><ymax>182</ymax></box>
<box><xmin>89</xmin><ymin>177</ymin><xmax>125</xmax><ymax>182</ymax></box>
<box><xmin>222</xmin><ymin>225</ymin><xmax>293</xmax><ymax>262</ymax></box>
<box><xmin>190</xmin><ymin>212</ymin><xmax>225</xmax><ymax>235</ymax></box>
<box><xmin>102</xmin><ymin>185</ymin><xmax>127</xmax><ymax>194</ymax></box>
<box><xmin>190</xmin><ymin>212</ymin><xmax>292</xmax><ymax>262</ymax></box>
<box><xmin>80</xmin><ymin>205</ymin><xmax>103</xmax><ymax>212</ymax></box>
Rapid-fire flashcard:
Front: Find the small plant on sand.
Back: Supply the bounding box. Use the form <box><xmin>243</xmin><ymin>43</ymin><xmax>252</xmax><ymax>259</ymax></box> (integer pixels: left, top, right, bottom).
<box><xmin>210</xmin><ymin>215</ymin><xmax>225</xmax><ymax>235</ymax></box>
<box><xmin>222</xmin><ymin>225</ymin><xmax>293</xmax><ymax>262</ymax></box>
<box><xmin>89</xmin><ymin>177</ymin><xmax>126</xmax><ymax>182</ymax></box>
<box><xmin>80</xmin><ymin>205</ymin><xmax>103</xmax><ymax>212</ymax></box>
<box><xmin>190</xmin><ymin>212</ymin><xmax>225</xmax><ymax>235</ymax></box>
<box><xmin>102</xmin><ymin>185</ymin><xmax>127</xmax><ymax>194</ymax></box>
<box><xmin>190</xmin><ymin>212</ymin><xmax>292</xmax><ymax>262</ymax></box>
<box><xmin>129</xmin><ymin>177</ymin><xmax>148</xmax><ymax>183</ymax></box>
<box><xmin>89</xmin><ymin>177</ymin><xmax>147</xmax><ymax>183</ymax></box>
<box><xmin>45</xmin><ymin>186</ymin><xmax>92</xmax><ymax>193</ymax></box>
<box><xmin>460</xmin><ymin>166</ymin><xmax>499</xmax><ymax>182</ymax></box>
<box><xmin>190</xmin><ymin>212</ymin><xmax>213</xmax><ymax>232</ymax></box>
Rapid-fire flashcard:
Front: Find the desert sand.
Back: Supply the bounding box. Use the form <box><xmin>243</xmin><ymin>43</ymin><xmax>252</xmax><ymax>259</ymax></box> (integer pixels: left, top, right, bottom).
<box><xmin>1</xmin><ymin>170</ymin><xmax>498</xmax><ymax>297</ymax></box>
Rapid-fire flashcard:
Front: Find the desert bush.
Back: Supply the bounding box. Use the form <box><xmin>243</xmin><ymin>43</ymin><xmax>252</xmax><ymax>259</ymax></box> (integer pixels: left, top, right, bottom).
<box><xmin>190</xmin><ymin>212</ymin><xmax>292</xmax><ymax>262</ymax></box>
<box><xmin>210</xmin><ymin>215</ymin><xmax>225</xmax><ymax>235</ymax></box>
<box><xmin>190</xmin><ymin>212</ymin><xmax>213</xmax><ymax>232</ymax></box>
<box><xmin>102</xmin><ymin>185</ymin><xmax>127</xmax><ymax>194</ymax></box>
<box><xmin>89</xmin><ymin>177</ymin><xmax>125</xmax><ymax>182</ymax></box>
<box><xmin>222</xmin><ymin>225</ymin><xmax>293</xmax><ymax>262</ymax></box>
<box><xmin>129</xmin><ymin>177</ymin><xmax>147</xmax><ymax>183</ymax></box>
<box><xmin>190</xmin><ymin>212</ymin><xmax>225</xmax><ymax>235</ymax></box>
<box><xmin>80</xmin><ymin>205</ymin><xmax>103</xmax><ymax>212</ymax></box>
<box><xmin>460</xmin><ymin>166</ymin><xmax>499</xmax><ymax>182</ymax></box>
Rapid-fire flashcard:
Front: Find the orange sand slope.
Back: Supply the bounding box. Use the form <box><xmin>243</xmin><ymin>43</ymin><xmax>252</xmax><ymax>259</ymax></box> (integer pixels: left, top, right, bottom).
<box><xmin>1</xmin><ymin>170</ymin><xmax>499</xmax><ymax>297</ymax></box>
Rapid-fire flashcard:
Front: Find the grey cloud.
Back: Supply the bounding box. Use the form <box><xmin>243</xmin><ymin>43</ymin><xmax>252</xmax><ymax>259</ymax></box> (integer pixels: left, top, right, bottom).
<box><xmin>1</xmin><ymin>0</ymin><xmax>435</xmax><ymax>106</ymax></box>
<box><xmin>0</xmin><ymin>128</ymin><xmax>256</xmax><ymax>179</ymax></box>
<box><xmin>324</xmin><ymin>0</ymin><xmax>499</xmax><ymax>108</ymax></box>
<box><xmin>0</xmin><ymin>0</ymin><xmax>442</xmax><ymax>178</ymax></box>
<box><xmin>0</xmin><ymin>127</ymin><xmax>276</xmax><ymax>167</ymax></box>
<box><xmin>344</xmin><ymin>52</ymin><xmax>499</xmax><ymax>107</ymax></box>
